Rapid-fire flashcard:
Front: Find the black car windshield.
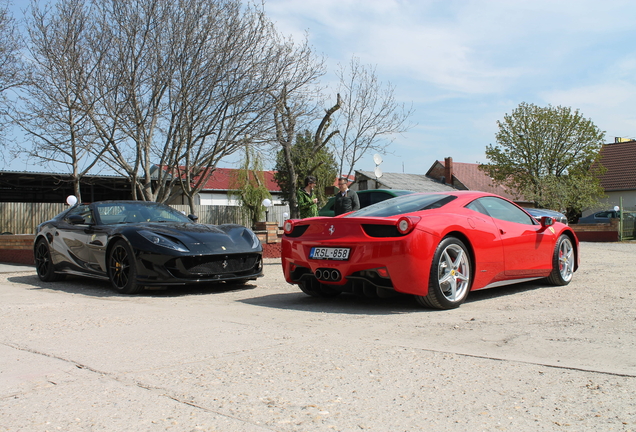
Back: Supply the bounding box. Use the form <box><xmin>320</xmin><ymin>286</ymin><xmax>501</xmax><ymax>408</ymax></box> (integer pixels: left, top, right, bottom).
<box><xmin>345</xmin><ymin>193</ymin><xmax>456</xmax><ymax>218</ymax></box>
<box><xmin>96</xmin><ymin>202</ymin><xmax>193</xmax><ymax>225</ymax></box>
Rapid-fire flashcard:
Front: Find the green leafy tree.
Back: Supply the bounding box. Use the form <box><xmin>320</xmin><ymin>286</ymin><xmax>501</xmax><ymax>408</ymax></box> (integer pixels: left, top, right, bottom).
<box><xmin>229</xmin><ymin>145</ymin><xmax>271</xmax><ymax>228</ymax></box>
<box><xmin>535</xmin><ymin>174</ymin><xmax>607</xmax><ymax>221</ymax></box>
<box><xmin>480</xmin><ymin>102</ymin><xmax>606</xmax><ymax>220</ymax></box>
<box><xmin>274</xmin><ymin>130</ymin><xmax>338</xmax><ymax>210</ymax></box>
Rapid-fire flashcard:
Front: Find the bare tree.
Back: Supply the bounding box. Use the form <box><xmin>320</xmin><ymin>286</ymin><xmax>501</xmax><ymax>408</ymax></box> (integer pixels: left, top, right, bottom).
<box><xmin>269</xmin><ymin>36</ymin><xmax>344</xmax><ymax>218</ymax></box>
<box><xmin>0</xmin><ymin>0</ymin><xmax>25</xmax><ymax>159</ymax></box>
<box><xmin>85</xmin><ymin>0</ymin><xmax>175</xmax><ymax>202</ymax></box>
<box><xmin>0</xmin><ymin>0</ymin><xmax>21</xmax><ymax>94</ymax></box>
<box><xmin>83</xmin><ymin>0</ymin><xmax>309</xmax><ymax>212</ymax></box>
<box><xmin>9</xmin><ymin>0</ymin><xmax>354</xmax><ymax>212</ymax></box>
<box><xmin>166</xmin><ymin>0</ymin><xmax>294</xmax><ymax>212</ymax></box>
<box><xmin>332</xmin><ymin>57</ymin><xmax>415</xmax><ymax>179</ymax></box>
<box><xmin>7</xmin><ymin>0</ymin><xmax>107</xmax><ymax>200</ymax></box>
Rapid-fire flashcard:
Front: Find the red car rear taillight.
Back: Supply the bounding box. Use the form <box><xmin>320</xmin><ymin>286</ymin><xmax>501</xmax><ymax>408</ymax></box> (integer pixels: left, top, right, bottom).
<box><xmin>396</xmin><ymin>216</ymin><xmax>420</xmax><ymax>235</ymax></box>
<box><xmin>283</xmin><ymin>219</ymin><xmax>295</xmax><ymax>235</ymax></box>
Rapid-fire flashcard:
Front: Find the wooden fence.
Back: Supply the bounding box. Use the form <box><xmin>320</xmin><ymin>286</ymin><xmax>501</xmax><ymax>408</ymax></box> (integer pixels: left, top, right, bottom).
<box><xmin>0</xmin><ymin>203</ymin><xmax>67</xmax><ymax>235</ymax></box>
<box><xmin>0</xmin><ymin>202</ymin><xmax>290</xmax><ymax>234</ymax></box>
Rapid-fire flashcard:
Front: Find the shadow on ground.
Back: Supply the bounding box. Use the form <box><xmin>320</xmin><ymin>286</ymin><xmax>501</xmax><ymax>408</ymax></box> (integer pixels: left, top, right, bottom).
<box><xmin>7</xmin><ymin>269</ymin><xmax>554</xmax><ymax>314</ymax></box>
<box><xmin>6</xmin><ymin>273</ymin><xmax>257</xmax><ymax>298</ymax></box>
<box><xmin>239</xmin><ymin>280</ymin><xmax>552</xmax><ymax>315</ymax></box>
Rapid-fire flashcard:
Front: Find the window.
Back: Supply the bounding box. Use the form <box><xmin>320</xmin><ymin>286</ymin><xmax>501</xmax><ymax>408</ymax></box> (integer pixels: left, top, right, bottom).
<box><xmin>358</xmin><ymin>192</ymin><xmax>371</xmax><ymax>207</ymax></box>
<box><xmin>595</xmin><ymin>211</ymin><xmax>613</xmax><ymax>219</ymax></box>
<box><xmin>474</xmin><ymin>197</ymin><xmax>536</xmax><ymax>225</ymax></box>
<box><xmin>96</xmin><ymin>202</ymin><xmax>192</xmax><ymax>224</ymax></box>
<box><xmin>348</xmin><ymin>193</ymin><xmax>455</xmax><ymax>218</ymax></box>
<box><xmin>65</xmin><ymin>205</ymin><xmax>93</xmax><ymax>224</ymax></box>
<box><xmin>369</xmin><ymin>192</ymin><xmax>392</xmax><ymax>205</ymax></box>
<box><xmin>466</xmin><ymin>200</ymin><xmax>489</xmax><ymax>216</ymax></box>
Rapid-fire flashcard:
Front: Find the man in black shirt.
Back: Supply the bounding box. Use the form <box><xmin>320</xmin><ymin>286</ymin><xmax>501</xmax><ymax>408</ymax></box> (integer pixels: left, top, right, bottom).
<box><xmin>334</xmin><ymin>177</ymin><xmax>360</xmax><ymax>216</ymax></box>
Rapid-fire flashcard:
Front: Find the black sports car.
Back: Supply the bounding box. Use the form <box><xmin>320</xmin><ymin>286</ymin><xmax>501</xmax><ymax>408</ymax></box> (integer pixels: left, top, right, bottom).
<box><xmin>34</xmin><ymin>199</ymin><xmax>263</xmax><ymax>294</ymax></box>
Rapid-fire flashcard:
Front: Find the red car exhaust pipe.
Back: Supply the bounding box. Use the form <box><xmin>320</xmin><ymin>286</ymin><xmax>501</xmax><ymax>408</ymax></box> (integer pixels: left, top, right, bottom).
<box><xmin>315</xmin><ymin>268</ymin><xmax>341</xmax><ymax>282</ymax></box>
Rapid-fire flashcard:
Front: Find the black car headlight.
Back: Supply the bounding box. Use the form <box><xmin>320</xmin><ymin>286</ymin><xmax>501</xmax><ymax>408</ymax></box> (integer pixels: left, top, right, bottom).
<box><xmin>138</xmin><ymin>230</ymin><xmax>189</xmax><ymax>252</ymax></box>
<box><xmin>243</xmin><ymin>229</ymin><xmax>261</xmax><ymax>249</ymax></box>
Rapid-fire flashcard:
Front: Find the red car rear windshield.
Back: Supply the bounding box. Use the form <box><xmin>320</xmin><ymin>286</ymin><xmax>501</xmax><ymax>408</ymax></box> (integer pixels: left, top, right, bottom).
<box><xmin>345</xmin><ymin>194</ymin><xmax>456</xmax><ymax>218</ymax></box>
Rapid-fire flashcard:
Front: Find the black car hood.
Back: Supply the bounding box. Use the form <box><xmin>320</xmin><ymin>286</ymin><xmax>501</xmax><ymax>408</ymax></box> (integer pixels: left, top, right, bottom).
<box><xmin>125</xmin><ymin>222</ymin><xmax>260</xmax><ymax>254</ymax></box>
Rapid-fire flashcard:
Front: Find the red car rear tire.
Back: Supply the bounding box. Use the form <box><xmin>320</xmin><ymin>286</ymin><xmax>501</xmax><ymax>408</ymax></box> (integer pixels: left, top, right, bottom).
<box><xmin>416</xmin><ymin>237</ymin><xmax>472</xmax><ymax>309</ymax></box>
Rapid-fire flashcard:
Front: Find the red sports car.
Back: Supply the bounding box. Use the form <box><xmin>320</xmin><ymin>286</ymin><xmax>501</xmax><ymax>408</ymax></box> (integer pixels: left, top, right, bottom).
<box><xmin>281</xmin><ymin>191</ymin><xmax>578</xmax><ymax>309</ymax></box>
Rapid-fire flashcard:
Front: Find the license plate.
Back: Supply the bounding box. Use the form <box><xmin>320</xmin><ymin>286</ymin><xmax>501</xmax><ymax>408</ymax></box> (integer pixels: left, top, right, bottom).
<box><xmin>309</xmin><ymin>247</ymin><xmax>350</xmax><ymax>260</ymax></box>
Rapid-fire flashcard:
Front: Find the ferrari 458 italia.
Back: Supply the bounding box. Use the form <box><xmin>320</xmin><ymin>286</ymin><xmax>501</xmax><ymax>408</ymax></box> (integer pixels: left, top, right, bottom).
<box><xmin>35</xmin><ymin>199</ymin><xmax>263</xmax><ymax>294</ymax></box>
<box><xmin>281</xmin><ymin>191</ymin><xmax>578</xmax><ymax>309</ymax></box>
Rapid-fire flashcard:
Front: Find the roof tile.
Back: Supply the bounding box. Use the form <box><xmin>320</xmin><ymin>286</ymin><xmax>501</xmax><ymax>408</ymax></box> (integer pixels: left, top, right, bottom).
<box><xmin>597</xmin><ymin>141</ymin><xmax>636</xmax><ymax>191</ymax></box>
<box><xmin>429</xmin><ymin>160</ymin><xmax>523</xmax><ymax>201</ymax></box>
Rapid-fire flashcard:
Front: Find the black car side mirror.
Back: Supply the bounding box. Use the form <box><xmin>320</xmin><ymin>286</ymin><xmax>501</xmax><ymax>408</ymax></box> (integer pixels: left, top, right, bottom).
<box><xmin>188</xmin><ymin>214</ymin><xmax>199</xmax><ymax>221</ymax></box>
<box><xmin>67</xmin><ymin>215</ymin><xmax>85</xmax><ymax>225</ymax></box>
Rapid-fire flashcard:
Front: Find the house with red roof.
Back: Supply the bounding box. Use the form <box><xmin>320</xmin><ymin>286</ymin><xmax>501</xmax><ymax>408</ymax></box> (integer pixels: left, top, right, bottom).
<box><xmin>160</xmin><ymin>167</ymin><xmax>284</xmax><ymax>206</ymax></box>
<box><xmin>164</xmin><ymin>166</ymin><xmax>357</xmax><ymax>206</ymax></box>
<box><xmin>353</xmin><ymin>157</ymin><xmax>532</xmax><ymax>205</ymax></box>
<box><xmin>586</xmin><ymin>139</ymin><xmax>636</xmax><ymax>215</ymax></box>
<box><xmin>425</xmin><ymin>157</ymin><xmax>532</xmax><ymax>206</ymax></box>
<box><xmin>354</xmin><ymin>169</ymin><xmax>456</xmax><ymax>193</ymax></box>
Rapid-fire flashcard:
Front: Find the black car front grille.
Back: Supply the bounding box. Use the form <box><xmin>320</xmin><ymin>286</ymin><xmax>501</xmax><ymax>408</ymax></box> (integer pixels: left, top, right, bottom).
<box><xmin>176</xmin><ymin>254</ymin><xmax>261</xmax><ymax>277</ymax></box>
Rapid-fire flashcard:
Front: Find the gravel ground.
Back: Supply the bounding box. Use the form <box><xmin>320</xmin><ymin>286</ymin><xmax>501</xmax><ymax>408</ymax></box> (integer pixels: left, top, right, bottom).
<box><xmin>0</xmin><ymin>242</ymin><xmax>635</xmax><ymax>431</ymax></box>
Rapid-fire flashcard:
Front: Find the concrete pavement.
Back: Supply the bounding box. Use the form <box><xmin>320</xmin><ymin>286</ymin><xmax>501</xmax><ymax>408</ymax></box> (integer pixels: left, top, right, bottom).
<box><xmin>1</xmin><ymin>245</ymin><xmax>635</xmax><ymax>431</ymax></box>
<box><xmin>0</xmin><ymin>262</ymin><xmax>34</xmax><ymax>273</ymax></box>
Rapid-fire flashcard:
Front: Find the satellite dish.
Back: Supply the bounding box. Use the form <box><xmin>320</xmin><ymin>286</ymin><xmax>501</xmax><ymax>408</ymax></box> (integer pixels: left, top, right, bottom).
<box><xmin>374</xmin><ymin>166</ymin><xmax>383</xmax><ymax>179</ymax></box>
<box><xmin>373</xmin><ymin>154</ymin><xmax>383</xmax><ymax>165</ymax></box>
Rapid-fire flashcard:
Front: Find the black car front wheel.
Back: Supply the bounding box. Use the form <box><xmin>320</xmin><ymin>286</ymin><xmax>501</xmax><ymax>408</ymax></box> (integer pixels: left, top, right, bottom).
<box><xmin>108</xmin><ymin>240</ymin><xmax>142</xmax><ymax>294</ymax></box>
<box><xmin>34</xmin><ymin>238</ymin><xmax>65</xmax><ymax>282</ymax></box>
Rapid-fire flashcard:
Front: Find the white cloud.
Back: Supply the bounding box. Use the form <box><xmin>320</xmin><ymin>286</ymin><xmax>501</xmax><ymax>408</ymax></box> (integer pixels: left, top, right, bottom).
<box><xmin>260</xmin><ymin>0</ymin><xmax>636</xmax><ymax>171</ymax></box>
<box><xmin>263</xmin><ymin>0</ymin><xmax>636</xmax><ymax>96</ymax></box>
<box><xmin>543</xmin><ymin>81</ymin><xmax>636</xmax><ymax>140</ymax></box>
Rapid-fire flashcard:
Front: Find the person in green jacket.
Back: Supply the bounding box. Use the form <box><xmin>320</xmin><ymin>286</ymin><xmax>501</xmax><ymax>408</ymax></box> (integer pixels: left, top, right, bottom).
<box><xmin>297</xmin><ymin>175</ymin><xmax>318</xmax><ymax>218</ymax></box>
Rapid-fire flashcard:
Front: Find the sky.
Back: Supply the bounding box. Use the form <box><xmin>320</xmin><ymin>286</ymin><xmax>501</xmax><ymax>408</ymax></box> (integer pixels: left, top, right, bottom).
<box><xmin>259</xmin><ymin>0</ymin><xmax>636</xmax><ymax>175</ymax></box>
<box><xmin>4</xmin><ymin>1</ymin><xmax>636</xmax><ymax>176</ymax></box>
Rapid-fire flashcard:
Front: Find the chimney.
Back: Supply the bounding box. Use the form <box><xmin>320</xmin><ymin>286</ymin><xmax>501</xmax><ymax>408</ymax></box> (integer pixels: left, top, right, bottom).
<box><xmin>444</xmin><ymin>157</ymin><xmax>453</xmax><ymax>185</ymax></box>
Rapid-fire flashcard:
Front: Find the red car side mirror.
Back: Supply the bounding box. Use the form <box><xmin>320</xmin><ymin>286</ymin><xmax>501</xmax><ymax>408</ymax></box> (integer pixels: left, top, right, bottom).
<box><xmin>540</xmin><ymin>216</ymin><xmax>555</xmax><ymax>227</ymax></box>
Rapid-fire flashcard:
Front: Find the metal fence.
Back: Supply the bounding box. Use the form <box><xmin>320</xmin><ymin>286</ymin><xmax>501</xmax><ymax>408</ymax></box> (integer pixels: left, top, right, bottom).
<box><xmin>621</xmin><ymin>207</ymin><xmax>636</xmax><ymax>240</ymax></box>
<box><xmin>622</xmin><ymin>219</ymin><xmax>635</xmax><ymax>240</ymax></box>
<box><xmin>0</xmin><ymin>202</ymin><xmax>290</xmax><ymax>234</ymax></box>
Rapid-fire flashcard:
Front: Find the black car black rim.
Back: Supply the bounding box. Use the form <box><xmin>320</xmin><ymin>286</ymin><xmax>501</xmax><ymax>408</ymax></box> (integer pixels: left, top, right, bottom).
<box><xmin>110</xmin><ymin>245</ymin><xmax>131</xmax><ymax>289</ymax></box>
<box><xmin>35</xmin><ymin>241</ymin><xmax>50</xmax><ymax>276</ymax></box>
